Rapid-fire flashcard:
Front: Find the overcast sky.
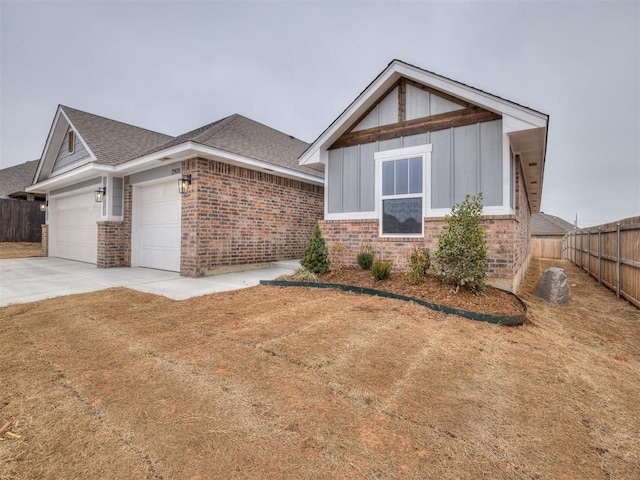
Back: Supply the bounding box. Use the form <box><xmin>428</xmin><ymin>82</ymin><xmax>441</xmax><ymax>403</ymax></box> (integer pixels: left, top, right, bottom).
<box><xmin>1</xmin><ymin>0</ymin><xmax>638</xmax><ymax>227</ymax></box>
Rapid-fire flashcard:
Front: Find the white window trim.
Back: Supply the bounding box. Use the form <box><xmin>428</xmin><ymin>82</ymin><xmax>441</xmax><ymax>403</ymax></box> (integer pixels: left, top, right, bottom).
<box><xmin>375</xmin><ymin>144</ymin><xmax>432</xmax><ymax>238</ymax></box>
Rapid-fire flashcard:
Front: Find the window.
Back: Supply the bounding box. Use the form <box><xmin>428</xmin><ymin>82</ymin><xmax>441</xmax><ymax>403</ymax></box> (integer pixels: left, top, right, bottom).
<box><xmin>67</xmin><ymin>131</ymin><xmax>75</xmax><ymax>154</ymax></box>
<box><xmin>375</xmin><ymin>145</ymin><xmax>430</xmax><ymax>236</ymax></box>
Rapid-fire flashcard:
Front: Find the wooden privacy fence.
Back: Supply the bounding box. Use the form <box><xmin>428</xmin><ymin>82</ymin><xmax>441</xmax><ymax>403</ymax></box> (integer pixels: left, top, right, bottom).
<box><xmin>531</xmin><ymin>236</ymin><xmax>563</xmax><ymax>259</ymax></box>
<box><xmin>0</xmin><ymin>198</ymin><xmax>46</xmax><ymax>242</ymax></box>
<box><xmin>563</xmin><ymin>216</ymin><xmax>640</xmax><ymax>308</ymax></box>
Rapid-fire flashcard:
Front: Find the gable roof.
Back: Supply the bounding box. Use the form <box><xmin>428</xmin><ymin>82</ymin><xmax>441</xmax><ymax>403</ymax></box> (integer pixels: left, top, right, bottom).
<box><xmin>532</xmin><ymin>213</ymin><xmax>575</xmax><ymax>236</ymax></box>
<box><xmin>299</xmin><ymin>59</ymin><xmax>549</xmax><ymax>212</ymax></box>
<box><xmin>0</xmin><ymin>160</ymin><xmax>43</xmax><ymax>199</ymax></box>
<box><xmin>149</xmin><ymin>114</ymin><xmax>321</xmax><ymax>178</ymax></box>
<box><xmin>62</xmin><ymin>106</ymin><xmax>174</xmax><ymax>166</ymax></box>
<box><xmin>30</xmin><ymin>106</ymin><xmax>323</xmax><ymax>192</ymax></box>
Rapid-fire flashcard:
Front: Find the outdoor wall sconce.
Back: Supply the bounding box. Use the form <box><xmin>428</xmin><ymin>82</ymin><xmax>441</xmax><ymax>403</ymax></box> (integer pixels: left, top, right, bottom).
<box><xmin>95</xmin><ymin>187</ymin><xmax>106</xmax><ymax>203</ymax></box>
<box><xmin>40</xmin><ymin>201</ymin><xmax>48</xmax><ymax>212</ymax></box>
<box><xmin>178</xmin><ymin>174</ymin><xmax>191</xmax><ymax>195</ymax></box>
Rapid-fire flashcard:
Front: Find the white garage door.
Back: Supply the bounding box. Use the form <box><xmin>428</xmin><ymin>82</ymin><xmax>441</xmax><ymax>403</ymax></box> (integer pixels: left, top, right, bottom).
<box><xmin>136</xmin><ymin>181</ymin><xmax>181</xmax><ymax>272</ymax></box>
<box><xmin>52</xmin><ymin>191</ymin><xmax>100</xmax><ymax>264</ymax></box>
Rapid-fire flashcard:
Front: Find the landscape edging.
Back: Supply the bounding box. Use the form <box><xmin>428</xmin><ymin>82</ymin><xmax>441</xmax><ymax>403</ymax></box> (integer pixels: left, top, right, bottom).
<box><xmin>259</xmin><ymin>280</ymin><xmax>527</xmax><ymax>326</ymax></box>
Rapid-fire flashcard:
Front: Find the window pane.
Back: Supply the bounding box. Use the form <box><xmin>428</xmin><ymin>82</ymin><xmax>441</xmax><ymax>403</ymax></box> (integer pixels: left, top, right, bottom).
<box><xmin>382</xmin><ymin>198</ymin><xmax>422</xmax><ymax>234</ymax></box>
<box><xmin>409</xmin><ymin>157</ymin><xmax>422</xmax><ymax>194</ymax></box>
<box><xmin>382</xmin><ymin>161</ymin><xmax>394</xmax><ymax>196</ymax></box>
<box><xmin>395</xmin><ymin>158</ymin><xmax>408</xmax><ymax>195</ymax></box>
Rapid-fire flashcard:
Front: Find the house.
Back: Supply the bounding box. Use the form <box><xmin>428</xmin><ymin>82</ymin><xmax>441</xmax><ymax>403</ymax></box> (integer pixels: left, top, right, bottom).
<box><xmin>0</xmin><ymin>160</ymin><xmax>46</xmax><ymax>242</ymax></box>
<box><xmin>299</xmin><ymin>60</ymin><xmax>549</xmax><ymax>292</ymax></box>
<box><xmin>531</xmin><ymin>212</ymin><xmax>575</xmax><ymax>259</ymax></box>
<box><xmin>0</xmin><ymin>160</ymin><xmax>44</xmax><ymax>200</ymax></box>
<box><xmin>27</xmin><ymin>106</ymin><xmax>324</xmax><ymax>276</ymax></box>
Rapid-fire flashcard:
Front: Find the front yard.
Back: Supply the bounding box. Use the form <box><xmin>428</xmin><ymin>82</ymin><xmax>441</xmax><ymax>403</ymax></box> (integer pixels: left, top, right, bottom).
<box><xmin>1</xmin><ymin>259</ymin><xmax>639</xmax><ymax>479</ymax></box>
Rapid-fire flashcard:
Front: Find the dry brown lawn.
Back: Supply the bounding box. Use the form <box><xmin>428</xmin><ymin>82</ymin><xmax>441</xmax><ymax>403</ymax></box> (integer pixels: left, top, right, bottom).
<box><xmin>1</xmin><ymin>259</ymin><xmax>639</xmax><ymax>479</ymax></box>
<box><xmin>0</xmin><ymin>243</ymin><xmax>42</xmax><ymax>259</ymax></box>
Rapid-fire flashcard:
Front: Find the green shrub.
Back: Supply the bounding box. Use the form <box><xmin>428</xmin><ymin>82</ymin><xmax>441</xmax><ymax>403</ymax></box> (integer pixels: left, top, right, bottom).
<box><xmin>357</xmin><ymin>243</ymin><xmax>375</xmax><ymax>270</ymax></box>
<box><xmin>434</xmin><ymin>193</ymin><xmax>488</xmax><ymax>293</ymax></box>
<box><xmin>406</xmin><ymin>247</ymin><xmax>431</xmax><ymax>284</ymax></box>
<box><xmin>372</xmin><ymin>260</ymin><xmax>393</xmax><ymax>281</ymax></box>
<box><xmin>301</xmin><ymin>224</ymin><xmax>329</xmax><ymax>275</ymax></box>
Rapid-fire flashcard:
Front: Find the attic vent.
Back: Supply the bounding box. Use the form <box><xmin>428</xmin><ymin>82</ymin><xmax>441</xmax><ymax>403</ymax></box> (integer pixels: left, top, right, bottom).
<box><xmin>528</xmin><ymin>162</ymin><xmax>537</xmax><ymax>167</ymax></box>
<box><xmin>68</xmin><ymin>131</ymin><xmax>75</xmax><ymax>154</ymax></box>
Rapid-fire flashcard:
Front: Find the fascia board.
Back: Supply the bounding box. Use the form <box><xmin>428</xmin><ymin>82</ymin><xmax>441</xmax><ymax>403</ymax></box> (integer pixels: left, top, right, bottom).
<box><xmin>190</xmin><ymin>144</ymin><xmax>325</xmax><ymax>186</ymax></box>
<box><xmin>299</xmin><ymin>68</ymin><xmax>400</xmax><ymax>165</ymax></box>
<box><xmin>26</xmin><ymin>162</ymin><xmax>113</xmax><ymax>192</ymax></box>
<box><xmin>114</xmin><ymin>142</ymin><xmax>324</xmax><ymax>186</ymax></box>
<box><xmin>395</xmin><ymin>63</ymin><xmax>548</xmax><ymax>128</ymax></box>
<box><xmin>300</xmin><ymin>60</ymin><xmax>548</xmax><ymax>166</ymax></box>
<box><xmin>34</xmin><ymin>107</ymin><xmax>64</xmax><ymax>183</ymax></box>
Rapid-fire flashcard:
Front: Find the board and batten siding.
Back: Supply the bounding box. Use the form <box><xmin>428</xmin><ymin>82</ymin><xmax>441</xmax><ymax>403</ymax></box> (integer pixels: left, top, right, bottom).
<box><xmin>52</xmin><ymin>127</ymin><xmax>91</xmax><ymax>174</ymax></box>
<box><xmin>327</xmin><ymin>119</ymin><xmax>503</xmax><ymax>214</ymax></box>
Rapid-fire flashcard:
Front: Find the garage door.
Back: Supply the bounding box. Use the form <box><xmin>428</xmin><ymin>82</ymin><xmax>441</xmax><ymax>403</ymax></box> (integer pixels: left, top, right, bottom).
<box><xmin>136</xmin><ymin>181</ymin><xmax>181</xmax><ymax>272</ymax></box>
<box><xmin>52</xmin><ymin>191</ymin><xmax>100</xmax><ymax>264</ymax></box>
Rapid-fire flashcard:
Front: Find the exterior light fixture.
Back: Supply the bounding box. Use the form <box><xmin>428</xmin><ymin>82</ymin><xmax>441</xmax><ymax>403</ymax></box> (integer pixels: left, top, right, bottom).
<box><xmin>95</xmin><ymin>187</ymin><xmax>106</xmax><ymax>203</ymax></box>
<box><xmin>40</xmin><ymin>201</ymin><xmax>48</xmax><ymax>212</ymax></box>
<box><xmin>178</xmin><ymin>174</ymin><xmax>191</xmax><ymax>195</ymax></box>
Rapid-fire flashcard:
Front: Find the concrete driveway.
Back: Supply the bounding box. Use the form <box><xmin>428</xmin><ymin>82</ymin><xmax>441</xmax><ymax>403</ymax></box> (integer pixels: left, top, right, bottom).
<box><xmin>0</xmin><ymin>257</ymin><xmax>299</xmax><ymax>307</ymax></box>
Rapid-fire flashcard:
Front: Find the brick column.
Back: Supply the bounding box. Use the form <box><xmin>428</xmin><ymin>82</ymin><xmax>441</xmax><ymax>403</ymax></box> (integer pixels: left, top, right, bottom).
<box><xmin>41</xmin><ymin>224</ymin><xmax>48</xmax><ymax>257</ymax></box>
<box><xmin>97</xmin><ymin>221</ymin><xmax>125</xmax><ymax>268</ymax></box>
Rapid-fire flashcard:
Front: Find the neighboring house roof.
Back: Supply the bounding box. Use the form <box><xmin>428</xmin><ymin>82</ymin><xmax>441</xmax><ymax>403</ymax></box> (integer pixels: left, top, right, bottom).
<box><xmin>149</xmin><ymin>114</ymin><xmax>322</xmax><ymax>177</ymax></box>
<box><xmin>61</xmin><ymin>105</ymin><xmax>174</xmax><ymax>166</ymax></box>
<box><xmin>0</xmin><ymin>160</ymin><xmax>43</xmax><ymax>199</ymax></box>
<box><xmin>299</xmin><ymin>58</ymin><xmax>549</xmax><ymax>212</ymax></box>
<box><xmin>531</xmin><ymin>213</ymin><xmax>575</xmax><ymax>235</ymax></box>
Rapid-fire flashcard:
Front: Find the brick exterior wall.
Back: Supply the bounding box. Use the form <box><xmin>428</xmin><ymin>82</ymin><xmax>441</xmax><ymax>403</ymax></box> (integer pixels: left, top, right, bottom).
<box><xmin>122</xmin><ymin>183</ymin><xmax>133</xmax><ymax>267</ymax></box>
<box><xmin>97</xmin><ymin>221</ymin><xmax>126</xmax><ymax>268</ymax></box>
<box><xmin>319</xmin><ymin>161</ymin><xmax>532</xmax><ymax>292</ymax></box>
<box><xmin>180</xmin><ymin>157</ymin><xmax>324</xmax><ymax>277</ymax></box>
<box><xmin>41</xmin><ymin>224</ymin><xmax>48</xmax><ymax>257</ymax></box>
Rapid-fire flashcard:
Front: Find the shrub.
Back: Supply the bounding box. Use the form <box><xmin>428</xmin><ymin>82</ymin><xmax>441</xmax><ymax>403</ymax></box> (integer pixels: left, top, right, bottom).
<box><xmin>328</xmin><ymin>242</ymin><xmax>346</xmax><ymax>272</ymax></box>
<box><xmin>434</xmin><ymin>193</ymin><xmax>488</xmax><ymax>294</ymax></box>
<box><xmin>406</xmin><ymin>247</ymin><xmax>431</xmax><ymax>284</ymax></box>
<box><xmin>301</xmin><ymin>224</ymin><xmax>329</xmax><ymax>274</ymax></box>
<box><xmin>276</xmin><ymin>267</ymin><xmax>318</xmax><ymax>282</ymax></box>
<box><xmin>372</xmin><ymin>260</ymin><xmax>393</xmax><ymax>281</ymax></box>
<box><xmin>357</xmin><ymin>243</ymin><xmax>375</xmax><ymax>270</ymax></box>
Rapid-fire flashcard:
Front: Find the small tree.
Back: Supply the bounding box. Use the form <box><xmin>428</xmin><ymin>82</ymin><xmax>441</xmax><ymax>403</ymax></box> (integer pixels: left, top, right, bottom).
<box><xmin>301</xmin><ymin>224</ymin><xmax>330</xmax><ymax>274</ymax></box>
<box><xmin>434</xmin><ymin>193</ymin><xmax>488</xmax><ymax>293</ymax></box>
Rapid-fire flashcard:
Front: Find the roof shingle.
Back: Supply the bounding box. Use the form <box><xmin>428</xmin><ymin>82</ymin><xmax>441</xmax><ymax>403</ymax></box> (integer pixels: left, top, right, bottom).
<box><xmin>531</xmin><ymin>213</ymin><xmax>575</xmax><ymax>235</ymax></box>
<box><xmin>0</xmin><ymin>160</ymin><xmax>41</xmax><ymax>198</ymax></box>
<box><xmin>61</xmin><ymin>106</ymin><xmax>174</xmax><ymax>166</ymax></box>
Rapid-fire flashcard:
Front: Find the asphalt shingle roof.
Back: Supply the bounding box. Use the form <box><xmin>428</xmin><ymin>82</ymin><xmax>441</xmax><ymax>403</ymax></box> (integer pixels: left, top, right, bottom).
<box><xmin>0</xmin><ymin>160</ymin><xmax>40</xmax><ymax>198</ymax></box>
<box><xmin>150</xmin><ymin>114</ymin><xmax>322</xmax><ymax>178</ymax></box>
<box><xmin>61</xmin><ymin>106</ymin><xmax>174</xmax><ymax>166</ymax></box>
<box><xmin>60</xmin><ymin>107</ymin><xmax>322</xmax><ymax>179</ymax></box>
<box><xmin>531</xmin><ymin>213</ymin><xmax>575</xmax><ymax>235</ymax></box>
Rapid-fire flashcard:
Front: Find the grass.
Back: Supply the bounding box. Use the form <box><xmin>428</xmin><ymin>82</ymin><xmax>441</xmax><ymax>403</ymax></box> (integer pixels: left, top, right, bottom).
<box><xmin>0</xmin><ymin>258</ymin><xmax>638</xmax><ymax>479</ymax></box>
<box><xmin>0</xmin><ymin>242</ymin><xmax>42</xmax><ymax>259</ymax></box>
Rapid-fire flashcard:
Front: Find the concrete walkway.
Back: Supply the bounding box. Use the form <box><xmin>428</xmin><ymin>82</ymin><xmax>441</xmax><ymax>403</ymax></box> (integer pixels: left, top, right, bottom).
<box><xmin>0</xmin><ymin>257</ymin><xmax>300</xmax><ymax>307</ymax></box>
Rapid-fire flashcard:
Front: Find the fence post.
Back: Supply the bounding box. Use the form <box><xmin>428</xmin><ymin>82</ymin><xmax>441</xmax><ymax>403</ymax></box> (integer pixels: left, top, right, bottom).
<box><xmin>616</xmin><ymin>223</ymin><xmax>621</xmax><ymax>299</ymax></box>
<box><xmin>598</xmin><ymin>227</ymin><xmax>602</xmax><ymax>285</ymax></box>
<box><xmin>587</xmin><ymin>230</ymin><xmax>591</xmax><ymax>276</ymax></box>
<box><xmin>579</xmin><ymin>230</ymin><xmax>583</xmax><ymax>269</ymax></box>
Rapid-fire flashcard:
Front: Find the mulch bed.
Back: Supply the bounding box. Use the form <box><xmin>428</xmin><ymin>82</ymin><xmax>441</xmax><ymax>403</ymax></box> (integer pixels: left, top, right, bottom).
<box><xmin>318</xmin><ymin>267</ymin><xmax>525</xmax><ymax>316</ymax></box>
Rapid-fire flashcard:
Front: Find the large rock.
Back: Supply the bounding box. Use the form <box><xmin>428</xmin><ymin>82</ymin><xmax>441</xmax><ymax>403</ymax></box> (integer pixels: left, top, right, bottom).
<box><xmin>533</xmin><ymin>267</ymin><xmax>570</xmax><ymax>305</ymax></box>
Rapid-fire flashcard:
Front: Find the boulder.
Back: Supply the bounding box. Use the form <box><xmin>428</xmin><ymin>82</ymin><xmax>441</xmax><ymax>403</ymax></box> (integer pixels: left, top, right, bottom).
<box><xmin>533</xmin><ymin>267</ymin><xmax>570</xmax><ymax>305</ymax></box>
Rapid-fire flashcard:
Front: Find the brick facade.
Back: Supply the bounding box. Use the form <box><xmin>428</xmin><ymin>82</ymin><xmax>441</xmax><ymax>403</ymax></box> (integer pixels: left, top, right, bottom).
<box><xmin>180</xmin><ymin>157</ymin><xmax>324</xmax><ymax>277</ymax></box>
<box><xmin>97</xmin><ymin>221</ymin><xmax>126</xmax><ymax>268</ymax></box>
<box><xmin>319</xmin><ymin>161</ymin><xmax>531</xmax><ymax>292</ymax></box>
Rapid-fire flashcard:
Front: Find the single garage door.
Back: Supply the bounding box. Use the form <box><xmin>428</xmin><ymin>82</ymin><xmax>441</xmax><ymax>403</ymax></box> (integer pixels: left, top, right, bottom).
<box><xmin>135</xmin><ymin>181</ymin><xmax>181</xmax><ymax>272</ymax></box>
<box><xmin>52</xmin><ymin>191</ymin><xmax>100</xmax><ymax>264</ymax></box>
